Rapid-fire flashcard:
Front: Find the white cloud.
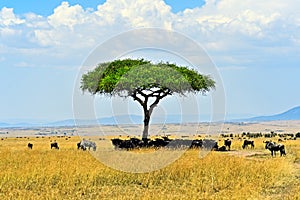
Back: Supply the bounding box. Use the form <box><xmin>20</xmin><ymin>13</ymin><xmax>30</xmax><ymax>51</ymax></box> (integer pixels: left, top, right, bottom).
<box><xmin>1</xmin><ymin>0</ymin><xmax>300</xmax><ymax>69</ymax></box>
<box><xmin>48</xmin><ymin>2</ymin><xmax>87</xmax><ymax>29</ymax></box>
<box><xmin>95</xmin><ymin>0</ymin><xmax>173</xmax><ymax>28</ymax></box>
<box><xmin>0</xmin><ymin>7</ymin><xmax>25</xmax><ymax>26</ymax></box>
<box><xmin>1</xmin><ymin>0</ymin><xmax>300</xmax><ymax>120</ymax></box>
<box><xmin>0</xmin><ymin>27</ymin><xmax>20</xmax><ymax>36</ymax></box>
<box><xmin>176</xmin><ymin>0</ymin><xmax>299</xmax><ymax>45</ymax></box>
<box><xmin>0</xmin><ymin>7</ymin><xmax>24</xmax><ymax>38</ymax></box>
<box><xmin>23</xmin><ymin>13</ymin><xmax>48</xmax><ymax>29</ymax></box>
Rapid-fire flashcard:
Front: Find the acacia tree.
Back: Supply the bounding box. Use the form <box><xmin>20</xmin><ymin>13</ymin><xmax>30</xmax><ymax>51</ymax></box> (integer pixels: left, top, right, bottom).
<box><xmin>81</xmin><ymin>59</ymin><xmax>215</xmax><ymax>141</ymax></box>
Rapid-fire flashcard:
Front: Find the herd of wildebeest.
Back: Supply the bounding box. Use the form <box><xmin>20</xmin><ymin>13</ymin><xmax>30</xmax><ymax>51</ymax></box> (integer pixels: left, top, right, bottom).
<box><xmin>110</xmin><ymin>136</ymin><xmax>286</xmax><ymax>156</ymax></box>
<box><xmin>20</xmin><ymin>131</ymin><xmax>299</xmax><ymax>157</ymax></box>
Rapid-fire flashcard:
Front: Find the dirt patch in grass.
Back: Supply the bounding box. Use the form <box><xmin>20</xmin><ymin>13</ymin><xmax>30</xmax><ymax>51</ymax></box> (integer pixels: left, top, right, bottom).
<box><xmin>226</xmin><ymin>150</ymin><xmax>267</xmax><ymax>159</ymax></box>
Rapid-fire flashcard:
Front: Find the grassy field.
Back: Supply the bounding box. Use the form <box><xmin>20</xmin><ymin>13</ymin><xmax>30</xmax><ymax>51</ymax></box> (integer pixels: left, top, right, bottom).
<box><xmin>0</xmin><ymin>136</ymin><xmax>300</xmax><ymax>199</ymax></box>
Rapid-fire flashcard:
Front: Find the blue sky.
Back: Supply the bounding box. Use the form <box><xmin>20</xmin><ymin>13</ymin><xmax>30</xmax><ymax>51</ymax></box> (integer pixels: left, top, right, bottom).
<box><xmin>0</xmin><ymin>0</ymin><xmax>205</xmax><ymax>15</ymax></box>
<box><xmin>1</xmin><ymin>0</ymin><xmax>300</xmax><ymax>123</ymax></box>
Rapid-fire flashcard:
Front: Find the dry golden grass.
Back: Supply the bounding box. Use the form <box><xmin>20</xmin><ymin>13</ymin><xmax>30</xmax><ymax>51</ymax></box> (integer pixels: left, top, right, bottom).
<box><xmin>0</xmin><ymin>136</ymin><xmax>299</xmax><ymax>199</ymax></box>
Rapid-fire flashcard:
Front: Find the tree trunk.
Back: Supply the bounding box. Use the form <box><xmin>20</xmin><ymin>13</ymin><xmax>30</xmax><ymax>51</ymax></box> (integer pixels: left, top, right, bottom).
<box><xmin>131</xmin><ymin>91</ymin><xmax>166</xmax><ymax>143</ymax></box>
<box><xmin>142</xmin><ymin>110</ymin><xmax>150</xmax><ymax>142</ymax></box>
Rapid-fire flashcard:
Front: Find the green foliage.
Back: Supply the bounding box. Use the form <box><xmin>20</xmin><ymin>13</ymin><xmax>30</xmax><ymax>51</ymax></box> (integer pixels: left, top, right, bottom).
<box><xmin>81</xmin><ymin>59</ymin><xmax>215</xmax><ymax>96</ymax></box>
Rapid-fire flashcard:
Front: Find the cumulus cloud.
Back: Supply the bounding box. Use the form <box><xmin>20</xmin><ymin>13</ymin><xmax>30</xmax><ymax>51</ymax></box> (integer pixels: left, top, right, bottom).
<box><xmin>0</xmin><ymin>0</ymin><xmax>299</xmax><ymax>69</ymax></box>
<box><xmin>0</xmin><ymin>7</ymin><xmax>25</xmax><ymax>26</ymax></box>
<box><xmin>177</xmin><ymin>0</ymin><xmax>296</xmax><ymax>44</ymax></box>
<box><xmin>0</xmin><ymin>7</ymin><xmax>24</xmax><ymax>39</ymax></box>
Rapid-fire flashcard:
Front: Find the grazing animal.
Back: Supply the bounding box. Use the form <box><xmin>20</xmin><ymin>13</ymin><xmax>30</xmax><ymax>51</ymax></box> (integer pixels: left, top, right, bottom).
<box><xmin>161</xmin><ymin>136</ymin><xmax>172</xmax><ymax>142</ymax></box>
<box><xmin>264</xmin><ymin>141</ymin><xmax>286</xmax><ymax>156</ymax></box>
<box><xmin>242</xmin><ymin>140</ymin><xmax>254</xmax><ymax>149</ymax></box>
<box><xmin>111</xmin><ymin>136</ymin><xmax>173</xmax><ymax>150</ymax></box>
<box><xmin>224</xmin><ymin>139</ymin><xmax>232</xmax><ymax>150</ymax></box>
<box><xmin>202</xmin><ymin>139</ymin><xmax>218</xmax><ymax>150</ymax></box>
<box><xmin>51</xmin><ymin>142</ymin><xmax>59</xmax><ymax>149</ymax></box>
<box><xmin>111</xmin><ymin>138</ymin><xmax>134</xmax><ymax>150</ymax></box>
<box><xmin>217</xmin><ymin>145</ymin><xmax>227</xmax><ymax>151</ymax></box>
<box><xmin>79</xmin><ymin>139</ymin><xmax>96</xmax><ymax>151</ymax></box>
<box><xmin>167</xmin><ymin>139</ymin><xmax>196</xmax><ymax>149</ymax></box>
<box><xmin>111</xmin><ymin>138</ymin><xmax>124</xmax><ymax>149</ymax></box>
<box><xmin>27</xmin><ymin>143</ymin><xmax>33</xmax><ymax>149</ymax></box>
<box><xmin>129</xmin><ymin>137</ymin><xmax>143</xmax><ymax>148</ymax></box>
<box><xmin>148</xmin><ymin>138</ymin><xmax>170</xmax><ymax>148</ymax></box>
<box><xmin>77</xmin><ymin>142</ymin><xmax>81</xmax><ymax>149</ymax></box>
<box><xmin>190</xmin><ymin>139</ymin><xmax>203</xmax><ymax>148</ymax></box>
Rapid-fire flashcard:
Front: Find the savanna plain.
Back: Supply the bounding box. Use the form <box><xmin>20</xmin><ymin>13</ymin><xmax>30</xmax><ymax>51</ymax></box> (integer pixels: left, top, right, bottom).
<box><xmin>1</xmin><ymin>121</ymin><xmax>300</xmax><ymax>200</ymax></box>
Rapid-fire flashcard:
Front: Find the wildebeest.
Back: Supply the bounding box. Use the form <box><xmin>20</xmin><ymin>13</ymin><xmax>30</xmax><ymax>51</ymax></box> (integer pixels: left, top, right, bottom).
<box><xmin>78</xmin><ymin>139</ymin><xmax>96</xmax><ymax>151</ymax></box>
<box><xmin>111</xmin><ymin>137</ymin><xmax>213</xmax><ymax>150</ymax></box>
<box><xmin>202</xmin><ymin>139</ymin><xmax>218</xmax><ymax>150</ymax></box>
<box><xmin>77</xmin><ymin>142</ymin><xmax>81</xmax><ymax>149</ymax></box>
<box><xmin>242</xmin><ymin>140</ymin><xmax>254</xmax><ymax>149</ymax></box>
<box><xmin>148</xmin><ymin>138</ymin><xmax>170</xmax><ymax>148</ymax></box>
<box><xmin>264</xmin><ymin>141</ymin><xmax>286</xmax><ymax>156</ymax></box>
<box><xmin>111</xmin><ymin>138</ymin><xmax>124</xmax><ymax>148</ymax></box>
<box><xmin>224</xmin><ymin>139</ymin><xmax>231</xmax><ymax>150</ymax></box>
<box><xmin>27</xmin><ymin>143</ymin><xmax>33</xmax><ymax>149</ymax></box>
<box><xmin>129</xmin><ymin>137</ymin><xmax>144</xmax><ymax>148</ymax></box>
<box><xmin>166</xmin><ymin>139</ymin><xmax>192</xmax><ymax>149</ymax></box>
<box><xmin>217</xmin><ymin>145</ymin><xmax>227</xmax><ymax>151</ymax></box>
<box><xmin>190</xmin><ymin>139</ymin><xmax>203</xmax><ymax>148</ymax></box>
<box><xmin>111</xmin><ymin>138</ymin><xmax>134</xmax><ymax>150</ymax></box>
<box><xmin>111</xmin><ymin>136</ymin><xmax>172</xmax><ymax>150</ymax></box>
<box><xmin>51</xmin><ymin>141</ymin><xmax>59</xmax><ymax>149</ymax></box>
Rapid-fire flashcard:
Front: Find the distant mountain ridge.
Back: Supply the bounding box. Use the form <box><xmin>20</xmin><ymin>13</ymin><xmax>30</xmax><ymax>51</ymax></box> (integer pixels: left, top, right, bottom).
<box><xmin>0</xmin><ymin>114</ymin><xmax>202</xmax><ymax>128</ymax></box>
<box><xmin>1</xmin><ymin>106</ymin><xmax>300</xmax><ymax>128</ymax></box>
<box><xmin>237</xmin><ymin>106</ymin><xmax>300</xmax><ymax>122</ymax></box>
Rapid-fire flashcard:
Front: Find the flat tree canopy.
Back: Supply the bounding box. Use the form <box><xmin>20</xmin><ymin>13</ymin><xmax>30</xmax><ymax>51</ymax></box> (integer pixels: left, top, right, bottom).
<box><xmin>81</xmin><ymin>59</ymin><xmax>215</xmax><ymax>140</ymax></box>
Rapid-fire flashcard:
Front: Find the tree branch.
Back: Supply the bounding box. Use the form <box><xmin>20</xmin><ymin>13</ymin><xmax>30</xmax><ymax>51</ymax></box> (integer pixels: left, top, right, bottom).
<box><xmin>131</xmin><ymin>91</ymin><xmax>144</xmax><ymax>107</ymax></box>
<box><xmin>131</xmin><ymin>88</ymin><xmax>172</xmax><ymax>116</ymax></box>
<box><xmin>148</xmin><ymin>89</ymin><xmax>171</xmax><ymax>116</ymax></box>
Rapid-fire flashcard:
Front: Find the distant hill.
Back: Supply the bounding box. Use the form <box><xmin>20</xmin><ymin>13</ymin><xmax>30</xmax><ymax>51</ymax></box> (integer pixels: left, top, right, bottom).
<box><xmin>0</xmin><ymin>122</ymin><xmax>36</xmax><ymax>128</ymax></box>
<box><xmin>2</xmin><ymin>107</ymin><xmax>300</xmax><ymax>128</ymax></box>
<box><xmin>0</xmin><ymin>114</ymin><xmax>203</xmax><ymax>128</ymax></box>
<box><xmin>238</xmin><ymin>106</ymin><xmax>300</xmax><ymax>122</ymax></box>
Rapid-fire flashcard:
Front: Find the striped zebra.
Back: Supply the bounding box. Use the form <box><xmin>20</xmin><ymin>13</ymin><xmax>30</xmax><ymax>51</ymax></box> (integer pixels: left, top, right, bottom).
<box><xmin>78</xmin><ymin>139</ymin><xmax>96</xmax><ymax>151</ymax></box>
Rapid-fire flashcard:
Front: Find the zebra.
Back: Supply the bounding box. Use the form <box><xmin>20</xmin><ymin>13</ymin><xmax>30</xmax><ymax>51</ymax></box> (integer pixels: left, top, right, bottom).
<box><xmin>78</xmin><ymin>139</ymin><xmax>96</xmax><ymax>151</ymax></box>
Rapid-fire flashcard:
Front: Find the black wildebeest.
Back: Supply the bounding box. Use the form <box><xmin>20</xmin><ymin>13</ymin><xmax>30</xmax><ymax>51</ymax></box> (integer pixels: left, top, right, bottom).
<box><xmin>167</xmin><ymin>139</ymin><xmax>192</xmax><ymax>149</ymax></box>
<box><xmin>77</xmin><ymin>142</ymin><xmax>82</xmax><ymax>150</ymax></box>
<box><xmin>111</xmin><ymin>138</ymin><xmax>124</xmax><ymax>149</ymax></box>
<box><xmin>264</xmin><ymin>141</ymin><xmax>286</xmax><ymax>156</ymax></box>
<box><xmin>217</xmin><ymin>145</ymin><xmax>227</xmax><ymax>151</ymax></box>
<box><xmin>129</xmin><ymin>137</ymin><xmax>144</xmax><ymax>148</ymax></box>
<box><xmin>242</xmin><ymin>140</ymin><xmax>254</xmax><ymax>149</ymax></box>
<box><xmin>190</xmin><ymin>139</ymin><xmax>203</xmax><ymax>148</ymax></box>
<box><xmin>111</xmin><ymin>138</ymin><xmax>134</xmax><ymax>150</ymax></box>
<box><xmin>51</xmin><ymin>141</ymin><xmax>59</xmax><ymax>149</ymax></box>
<box><xmin>224</xmin><ymin>139</ymin><xmax>232</xmax><ymax>150</ymax></box>
<box><xmin>148</xmin><ymin>138</ymin><xmax>170</xmax><ymax>148</ymax></box>
<box><xmin>27</xmin><ymin>143</ymin><xmax>33</xmax><ymax>149</ymax></box>
<box><xmin>202</xmin><ymin>139</ymin><xmax>218</xmax><ymax>150</ymax></box>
